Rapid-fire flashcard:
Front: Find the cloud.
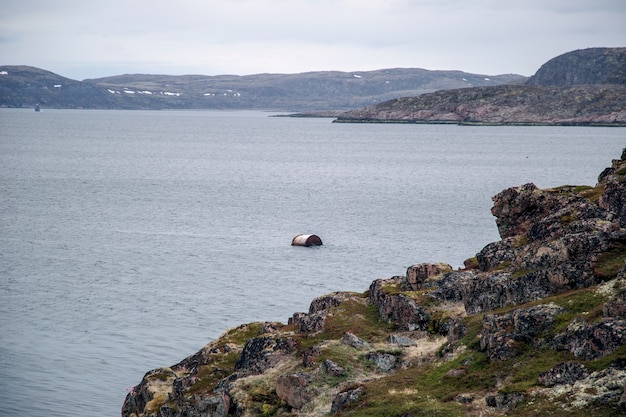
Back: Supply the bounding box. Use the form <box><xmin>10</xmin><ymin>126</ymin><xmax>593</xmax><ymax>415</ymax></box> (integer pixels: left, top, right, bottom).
<box><xmin>1</xmin><ymin>0</ymin><xmax>625</xmax><ymax>79</ymax></box>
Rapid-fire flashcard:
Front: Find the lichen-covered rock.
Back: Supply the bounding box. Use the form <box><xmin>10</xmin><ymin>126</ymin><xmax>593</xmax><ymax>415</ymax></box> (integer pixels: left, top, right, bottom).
<box><xmin>235</xmin><ymin>335</ymin><xmax>297</xmax><ymax>374</ymax></box>
<box><xmin>480</xmin><ymin>303</ymin><xmax>563</xmax><ymax>361</ymax></box>
<box><xmin>365</xmin><ymin>351</ymin><xmax>397</xmax><ymax>372</ymax></box>
<box><xmin>341</xmin><ymin>332</ymin><xmax>371</xmax><ymax>349</ymax></box>
<box><xmin>388</xmin><ymin>334</ymin><xmax>417</xmax><ymax>347</ymax></box>
<box><xmin>485</xmin><ymin>391</ymin><xmax>525</xmax><ymax>410</ymax></box>
<box><xmin>599</xmin><ymin>149</ymin><xmax>626</xmax><ymax>227</ymax></box>
<box><xmin>330</xmin><ymin>387</ymin><xmax>364</xmax><ymax>414</ymax></box>
<box><xmin>322</xmin><ymin>359</ymin><xmax>346</xmax><ymax>377</ymax></box>
<box><xmin>369</xmin><ymin>277</ymin><xmax>430</xmax><ymax>331</ymax></box>
<box><xmin>604</xmin><ymin>300</ymin><xmax>626</xmax><ymax>319</ymax></box>
<box><xmin>544</xmin><ymin>365</ymin><xmax>626</xmax><ymax>409</ymax></box>
<box><xmin>403</xmin><ymin>262</ymin><xmax>452</xmax><ymax>291</ymax></box>
<box><xmin>538</xmin><ymin>362</ymin><xmax>590</xmax><ymax>386</ymax></box>
<box><xmin>430</xmin><ymin>270</ymin><xmax>552</xmax><ymax>314</ymax></box>
<box><xmin>552</xmin><ymin>318</ymin><xmax>626</xmax><ymax>360</ymax></box>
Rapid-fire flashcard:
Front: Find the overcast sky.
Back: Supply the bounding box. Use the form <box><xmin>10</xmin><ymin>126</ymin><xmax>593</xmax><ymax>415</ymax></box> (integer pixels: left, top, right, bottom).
<box><xmin>1</xmin><ymin>0</ymin><xmax>625</xmax><ymax>80</ymax></box>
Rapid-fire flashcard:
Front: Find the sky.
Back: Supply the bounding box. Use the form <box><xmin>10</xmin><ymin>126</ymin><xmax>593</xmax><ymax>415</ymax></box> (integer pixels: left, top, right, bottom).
<box><xmin>1</xmin><ymin>0</ymin><xmax>625</xmax><ymax>80</ymax></box>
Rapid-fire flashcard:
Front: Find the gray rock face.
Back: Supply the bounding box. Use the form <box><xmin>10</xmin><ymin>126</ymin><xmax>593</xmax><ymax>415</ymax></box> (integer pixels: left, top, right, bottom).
<box><xmin>235</xmin><ymin>336</ymin><xmax>297</xmax><ymax>374</ymax></box>
<box><xmin>480</xmin><ymin>303</ymin><xmax>564</xmax><ymax>361</ymax></box>
<box><xmin>604</xmin><ymin>301</ymin><xmax>626</xmax><ymax>319</ymax></box>
<box><xmin>552</xmin><ymin>319</ymin><xmax>626</xmax><ymax>360</ymax></box>
<box><xmin>538</xmin><ymin>362</ymin><xmax>590</xmax><ymax>386</ymax></box>
<box><xmin>403</xmin><ymin>262</ymin><xmax>452</xmax><ymax>291</ymax></box>
<box><xmin>341</xmin><ymin>332</ymin><xmax>371</xmax><ymax>349</ymax></box>
<box><xmin>369</xmin><ymin>277</ymin><xmax>430</xmax><ymax>331</ymax></box>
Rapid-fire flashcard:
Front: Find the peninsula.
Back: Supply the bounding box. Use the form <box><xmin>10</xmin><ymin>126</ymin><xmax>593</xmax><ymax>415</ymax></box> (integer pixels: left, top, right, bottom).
<box><xmin>122</xmin><ymin>150</ymin><xmax>626</xmax><ymax>416</ymax></box>
<box><xmin>334</xmin><ymin>47</ymin><xmax>626</xmax><ymax>126</ymax></box>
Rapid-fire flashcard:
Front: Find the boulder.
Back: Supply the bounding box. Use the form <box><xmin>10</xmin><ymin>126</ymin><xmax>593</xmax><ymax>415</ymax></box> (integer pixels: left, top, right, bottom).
<box><xmin>330</xmin><ymin>387</ymin><xmax>364</xmax><ymax>414</ymax></box>
<box><xmin>485</xmin><ymin>392</ymin><xmax>524</xmax><ymax>410</ymax></box>
<box><xmin>341</xmin><ymin>332</ymin><xmax>371</xmax><ymax>349</ymax></box>
<box><xmin>552</xmin><ymin>319</ymin><xmax>626</xmax><ymax>360</ymax></box>
<box><xmin>322</xmin><ymin>359</ymin><xmax>346</xmax><ymax>377</ymax></box>
<box><xmin>369</xmin><ymin>277</ymin><xmax>430</xmax><ymax>331</ymax></box>
<box><xmin>365</xmin><ymin>352</ymin><xmax>397</xmax><ymax>372</ymax></box>
<box><xmin>275</xmin><ymin>373</ymin><xmax>312</xmax><ymax>410</ymax></box>
<box><xmin>604</xmin><ymin>301</ymin><xmax>626</xmax><ymax>319</ymax></box>
<box><xmin>388</xmin><ymin>334</ymin><xmax>417</xmax><ymax>347</ymax></box>
<box><xmin>403</xmin><ymin>262</ymin><xmax>452</xmax><ymax>291</ymax></box>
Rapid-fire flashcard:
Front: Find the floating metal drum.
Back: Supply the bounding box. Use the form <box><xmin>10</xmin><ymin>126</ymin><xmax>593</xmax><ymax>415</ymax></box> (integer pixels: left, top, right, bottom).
<box><xmin>291</xmin><ymin>234</ymin><xmax>323</xmax><ymax>247</ymax></box>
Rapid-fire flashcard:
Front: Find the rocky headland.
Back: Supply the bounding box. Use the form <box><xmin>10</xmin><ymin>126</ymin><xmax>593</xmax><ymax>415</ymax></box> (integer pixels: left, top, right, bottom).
<box><xmin>122</xmin><ymin>151</ymin><xmax>626</xmax><ymax>417</ymax></box>
<box><xmin>335</xmin><ymin>47</ymin><xmax>626</xmax><ymax>126</ymax></box>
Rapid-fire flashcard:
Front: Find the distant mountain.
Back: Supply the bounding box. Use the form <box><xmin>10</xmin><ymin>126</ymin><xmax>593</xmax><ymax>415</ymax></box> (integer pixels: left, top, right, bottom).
<box><xmin>0</xmin><ymin>65</ymin><xmax>524</xmax><ymax>111</ymax></box>
<box><xmin>335</xmin><ymin>47</ymin><xmax>626</xmax><ymax>126</ymax></box>
<box><xmin>0</xmin><ymin>66</ymin><xmax>116</xmax><ymax>109</ymax></box>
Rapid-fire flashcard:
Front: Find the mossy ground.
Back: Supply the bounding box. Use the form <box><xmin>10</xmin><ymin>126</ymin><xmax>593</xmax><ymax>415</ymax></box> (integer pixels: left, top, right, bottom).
<box><xmin>166</xmin><ymin>277</ymin><xmax>624</xmax><ymax>417</ymax></box>
<box><xmin>331</xmin><ymin>282</ymin><xmax>624</xmax><ymax>417</ymax></box>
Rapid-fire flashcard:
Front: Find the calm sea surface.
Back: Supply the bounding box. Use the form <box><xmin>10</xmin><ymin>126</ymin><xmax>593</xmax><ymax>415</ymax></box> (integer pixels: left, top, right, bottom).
<box><xmin>0</xmin><ymin>108</ymin><xmax>624</xmax><ymax>416</ymax></box>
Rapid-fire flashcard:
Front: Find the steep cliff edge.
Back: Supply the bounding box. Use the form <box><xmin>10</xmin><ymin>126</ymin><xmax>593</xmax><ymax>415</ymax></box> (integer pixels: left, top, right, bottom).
<box><xmin>122</xmin><ymin>151</ymin><xmax>626</xmax><ymax>417</ymax></box>
<box><xmin>335</xmin><ymin>47</ymin><xmax>626</xmax><ymax>125</ymax></box>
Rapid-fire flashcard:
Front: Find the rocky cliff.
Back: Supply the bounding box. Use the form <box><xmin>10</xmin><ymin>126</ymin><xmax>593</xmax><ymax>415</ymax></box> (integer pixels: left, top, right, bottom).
<box><xmin>122</xmin><ymin>151</ymin><xmax>626</xmax><ymax>417</ymax></box>
<box><xmin>335</xmin><ymin>47</ymin><xmax>626</xmax><ymax>125</ymax></box>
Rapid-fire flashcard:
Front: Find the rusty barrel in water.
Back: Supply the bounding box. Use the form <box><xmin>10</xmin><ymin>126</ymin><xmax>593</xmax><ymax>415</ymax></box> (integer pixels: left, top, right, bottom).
<box><xmin>291</xmin><ymin>234</ymin><xmax>323</xmax><ymax>247</ymax></box>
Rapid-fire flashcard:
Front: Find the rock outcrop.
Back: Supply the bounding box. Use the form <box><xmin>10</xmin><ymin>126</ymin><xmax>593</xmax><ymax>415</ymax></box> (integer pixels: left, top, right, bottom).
<box><xmin>123</xmin><ymin>151</ymin><xmax>626</xmax><ymax>417</ymax></box>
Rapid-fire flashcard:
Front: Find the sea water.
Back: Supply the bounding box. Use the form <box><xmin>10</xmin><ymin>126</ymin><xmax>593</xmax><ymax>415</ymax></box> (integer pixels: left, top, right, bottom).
<box><xmin>0</xmin><ymin>108</ymin><xmax>623</xmax><ymax>416</ymax></box>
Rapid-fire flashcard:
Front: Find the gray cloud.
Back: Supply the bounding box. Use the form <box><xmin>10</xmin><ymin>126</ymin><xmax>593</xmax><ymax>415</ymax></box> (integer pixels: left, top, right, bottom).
<box><xmin>1</xmin><ymin>0</ymin><xmax>625</xmax><ymax>79</ymax></box>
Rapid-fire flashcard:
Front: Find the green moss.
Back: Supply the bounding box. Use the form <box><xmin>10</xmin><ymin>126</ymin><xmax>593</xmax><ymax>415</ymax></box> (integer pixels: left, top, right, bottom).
<box><xmin>513</xmin><ymin>397</ymin><xmax>623</xmax><ymax>417</ymax></box>
<box><xmin>579</xmin><ymin>185</ymin><xmax>605</xmax><ymax>202</ymax></box>
<box><xmin>146</xmin><ymin>369</ymin><xmax>173</xmax><ymax>381</ymax></box>
<box><xmin>188</xmin><ymin>351</ymin><xmax>240</xmax><ymax>394</ymax></box>
<box><xmin>560</xmin><ymin>211</ymin><xmax>577</xmax><ymax>225</ymax></box>
<box><xmin>514</xmin><ymin>235</ymin><xmax>530</xmax><ymax>248</ymax></box>
<box><xmin>334</xmin><ymin>283</ymin><xmax>622</xmax><ymax>417</ymax></box>
<box><xmin>321</xmin><ymin>298</ymin><xmax>393</xmax><ymax>342</ymax></box>
<box><xmin>298</xmin><ymin>297</ymin><xmax>393</xmax><ymax>353</ymax></box>
<box><xmin>594</xmin><ymin>243</ymin><xmax>626</xmax><ymax>280</ymax></box>
<box><xmin>380</xmin><ymin>282</ymin><xmax>402</xmax><ymax>295</ymax></box>
<box><xmin>463</xmin><ymin>256</ymin><xmax>479</xmax><ymax>269</ymax></box>
<box><xmin>221</xmin><ymin>322</ymin><xmax>264</xmax><ymax>346</ymax></box>
<box><xmin>511</xmin><ymin>268</ymin><xmax>536</xmax><ymax>279</ymax></box>
<box><xmin>238</xmin><ymin>378</ymin><xmax>284</xmax><ymax>416</ymax></box>
<box><xmin>342</xmin><ymin>366</ymin><xmax>466</xmax><ymax>417</ymax></box>
<box><xmin>494</xmin><ymin>260</ymin><xmax>512</xmax><ymax>271</ymax></box>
